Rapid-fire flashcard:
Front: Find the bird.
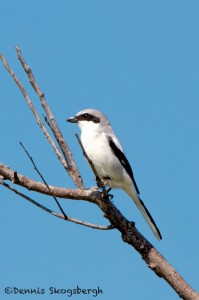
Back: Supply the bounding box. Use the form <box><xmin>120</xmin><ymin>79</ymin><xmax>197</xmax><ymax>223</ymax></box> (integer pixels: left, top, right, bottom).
<box><xmin>67</xmin><ymin>109</ymin><xmax>162</xmax><ymax>240</ymax></box>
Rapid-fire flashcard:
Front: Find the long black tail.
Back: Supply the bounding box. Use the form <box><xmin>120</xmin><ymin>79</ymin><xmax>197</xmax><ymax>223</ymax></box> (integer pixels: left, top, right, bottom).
<box><xmin>128</xmin><ymin>189</ymin><xmax>162</xmax><ymax>240</ymax></box>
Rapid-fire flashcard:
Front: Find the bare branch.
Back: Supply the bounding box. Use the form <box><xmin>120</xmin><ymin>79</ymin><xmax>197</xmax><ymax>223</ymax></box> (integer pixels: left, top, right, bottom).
<box><xmin>0</xmin><ymin>53</ymin><xmax>69</xmax><ymax>174</ymax></box>
<box><xmin>15</xmin><ymin>46</ymin><xmax>84</xmax><ymax>189</ymax></box>
<box><xmin>0</xmin><ymin>163</ymin><xmax>198</xmax><ymax>299</ymax></box>
<box><xmin>20</xmin><ymin>141</ymin><xmax>67</xmax><ymax>218</ymax></box>
<box><xmin>0</xmin><ymin>180</ymin><xmax>113</xmax><ymax>230</ymax></box>
<box><xmin>0</xmin><ymin>163</ymin><xmax>93</xmax><ymax>200</ymax></box>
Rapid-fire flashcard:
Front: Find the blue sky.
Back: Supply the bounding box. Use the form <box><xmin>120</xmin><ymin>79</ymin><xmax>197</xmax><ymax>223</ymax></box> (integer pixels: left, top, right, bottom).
<box><xmin>1</xmin><ymin>1</ymin><xmax>199</xmax><ymax>299</ymax></box>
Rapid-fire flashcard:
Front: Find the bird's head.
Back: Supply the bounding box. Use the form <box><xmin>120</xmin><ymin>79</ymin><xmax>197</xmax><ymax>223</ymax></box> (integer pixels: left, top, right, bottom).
<box><xmin>67</xmin><ymin>109</ymin><xmax>110</xmax><ymax>132</ymax></box>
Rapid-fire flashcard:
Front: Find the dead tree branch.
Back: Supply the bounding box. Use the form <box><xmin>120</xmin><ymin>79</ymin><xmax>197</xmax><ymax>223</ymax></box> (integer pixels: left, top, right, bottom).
<box><xmin>0</xmin><ymin>163</ymin><xmax>91</xmax><ymax>200</ymax></box>
<box><xmin>0</xmin><ymin>51</ymin><xmax>83</xmax><ymax>189</ymax></box>
<box><xmin>0</xmin><ymin>180</ymin><xmax>113</xmax><ymax>230</ymax></box>
<box><xmin>20</xmin><ymin>141</ymin><xmax>67</xmax><ymax>218</ymax></box>
<box><xmin>0</xmin><ymin>163</ymin><xmax>198</xmax><ymax>300</ymax></box>
<box><xmin>0</xmin><ymin>49</ymin><xmax>199</xmax><ymax>300</ymax></box>
<box><xmin>15</xmin><ymin>46</ymin><xmax>84</xmax><ymax>189</ymax></box>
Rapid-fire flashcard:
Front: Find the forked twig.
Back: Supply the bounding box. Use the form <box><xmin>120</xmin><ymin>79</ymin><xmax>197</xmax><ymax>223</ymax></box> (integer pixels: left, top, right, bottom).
<box><xmin>15</xmin><ymin>46</ymin><xmax>84</xmax><ymax>189</ymax></box>
<box><xmin>0</xmin><ymin>53</ymin><xmax>69</xmax><ymax>175</ymax></box>
<box><xmin>0</xmin><ymin>180</ymin><xmax>113</xmax><ymax>230</ymax></box>
<box><xmin>19</xmin><ymin>142</ymin><xmax>67</xmax><ymax>219</ymax></box>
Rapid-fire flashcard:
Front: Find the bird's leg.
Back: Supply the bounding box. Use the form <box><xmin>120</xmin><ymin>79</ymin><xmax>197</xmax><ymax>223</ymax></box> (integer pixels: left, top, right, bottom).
<box><xmin>95</xmin><ymin>176</ymin><xmax>113</xmax><ymax>201</ymax></box>
<box><xmin>102</xmin><ymin>178</ymin><xmax>113</xmax><ymax>200</ymax></box>
<box><xmin>95</xmin><ymin>176</ymin><xmax>106</xmax><ymax>189</ymax></box>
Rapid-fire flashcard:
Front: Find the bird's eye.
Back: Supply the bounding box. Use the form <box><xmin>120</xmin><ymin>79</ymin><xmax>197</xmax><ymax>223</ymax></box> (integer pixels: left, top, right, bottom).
<box><xmin>82</xmin><ymin>113</ymin><xmax>89</xmax><ymax>119</ymax></box>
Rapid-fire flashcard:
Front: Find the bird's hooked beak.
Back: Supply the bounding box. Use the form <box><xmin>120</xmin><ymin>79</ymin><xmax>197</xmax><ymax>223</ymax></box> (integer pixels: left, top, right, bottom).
<box><xmin>67</xmin><ymin>116</ymin><xmax>78</xmax><ymax>123</ymax></box>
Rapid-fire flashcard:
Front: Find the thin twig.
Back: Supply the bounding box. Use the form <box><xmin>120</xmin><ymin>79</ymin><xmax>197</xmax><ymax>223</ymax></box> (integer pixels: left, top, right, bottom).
<box><xmin>19</xmin><ymin>142</ymin><xmax>67</xmax><ymax>219</ymax></box>
<box><xmin>75</xmin><ymin>134</ymin><xmax>98</xmax><ymax>178</ymax></box>
<box><xmin>15</xmin><ymin>46</ymin><xmax>84</xmax><ymax>189</ymax></box>
<box><xmin>0</xmin><ymin>53</ymin><xmax>69</xmax><ymax>175</ymax></box>
<box><xmin>0</xmin><ymin>180</ymin><xmax>114</xmax><ymax>230</ymax></box>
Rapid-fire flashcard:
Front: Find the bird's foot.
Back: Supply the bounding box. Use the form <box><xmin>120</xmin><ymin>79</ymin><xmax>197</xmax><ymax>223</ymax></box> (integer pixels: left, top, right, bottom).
<box><xmin>95</xmin><ymin>177</ymin><xmax>113</xmax><ymax>201</ymax></box>
<box><xmin>102</xmin><ymin>189</ymin><xmax>113</xmax><ymax>202</ymax></box>
<box><xmin>95</xmin><ymin>176</ymin><xmax>106</xmax><ymax>189</ymax></box>
<box><xmin>103</xmin><ymin>193</ymin><xmax>113</xmax><ymax>202</ymax></box>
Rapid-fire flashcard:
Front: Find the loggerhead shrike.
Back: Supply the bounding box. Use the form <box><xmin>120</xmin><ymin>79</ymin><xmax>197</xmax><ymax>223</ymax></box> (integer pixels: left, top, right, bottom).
<box><xmin>67</xmin><ymin>109</ymin><xmax>162</xmax><ymax>240</ymax></box>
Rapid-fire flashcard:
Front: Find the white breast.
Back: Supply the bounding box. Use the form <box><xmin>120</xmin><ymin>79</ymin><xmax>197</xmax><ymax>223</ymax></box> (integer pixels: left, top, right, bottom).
<box><xmin>81</xmin><ymin>129</ymin><xmax>127</xmax><ymax>189</ymax></box>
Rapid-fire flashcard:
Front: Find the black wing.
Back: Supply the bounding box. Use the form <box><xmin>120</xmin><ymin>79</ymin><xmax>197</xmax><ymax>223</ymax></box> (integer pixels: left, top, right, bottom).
<box><xmin>108</xmin><ymin>136</ymin><xmax>140</xmax><ymax>195</ymax></box>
